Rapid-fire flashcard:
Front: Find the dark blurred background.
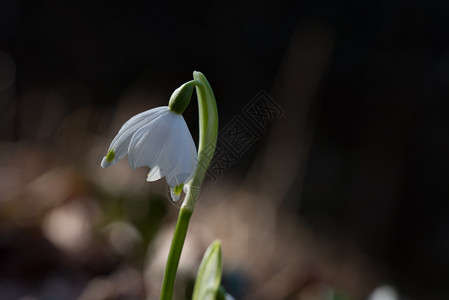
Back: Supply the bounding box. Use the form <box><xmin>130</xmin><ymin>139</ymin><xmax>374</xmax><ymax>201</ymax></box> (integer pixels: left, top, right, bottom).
<box><xmin>1</xmin><ymin>1</ymin><xmax>448</xmax><ymax>300</ymax></box>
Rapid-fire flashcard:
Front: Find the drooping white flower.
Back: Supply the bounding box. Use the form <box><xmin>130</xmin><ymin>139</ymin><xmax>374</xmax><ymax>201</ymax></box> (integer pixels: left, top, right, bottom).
<box><xmin>101</xmin><ymin>106</ymin><xmax>197</xmax><ymax>202</ymax></box>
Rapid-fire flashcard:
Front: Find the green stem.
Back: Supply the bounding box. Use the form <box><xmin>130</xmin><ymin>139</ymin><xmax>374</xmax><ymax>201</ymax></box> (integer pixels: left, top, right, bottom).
<box><xmin>159</xmin><ymin>207</ymin><xmax>192</xmax><ymax>300</ymax></box>
<box><xmin>182</xmin><ymin>71</ymin><xmax>218</xmax><ymax>210</ymax></box>
<box><xmin>159</xmin><ymin>71</ymin><xmax>218</xmax><ymax>300</ymax></box>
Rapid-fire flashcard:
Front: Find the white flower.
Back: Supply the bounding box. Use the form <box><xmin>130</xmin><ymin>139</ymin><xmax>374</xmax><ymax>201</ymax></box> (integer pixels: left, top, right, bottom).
<box><xmin>101</xmin><ymin>106</ymin><xmax>197</xmax><ymax>201</ymax></box>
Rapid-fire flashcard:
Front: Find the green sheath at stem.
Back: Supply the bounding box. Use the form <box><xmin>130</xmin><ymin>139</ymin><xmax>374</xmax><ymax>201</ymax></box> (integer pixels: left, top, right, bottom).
<box><xmin>159</xmin><ymin>71</ymin><xmax>218</xmax><ymax>300</ymax></box>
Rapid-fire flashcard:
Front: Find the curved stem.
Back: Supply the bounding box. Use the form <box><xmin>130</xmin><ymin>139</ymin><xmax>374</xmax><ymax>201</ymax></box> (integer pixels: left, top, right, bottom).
<box><xmin>182</xmin><ymin>71</ymin><xmax>219</xmax><ymax>210</ymax></box>
<box><xmin>159</xmin><ymin>71</ymin><xmax>218</xmax><ymax>300</ymax></box>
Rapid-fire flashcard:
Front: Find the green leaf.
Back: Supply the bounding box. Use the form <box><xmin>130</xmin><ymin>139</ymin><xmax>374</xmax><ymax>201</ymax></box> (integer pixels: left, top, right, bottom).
<box><xmin>192</xmin><ymin>240</ymin><xmax>223</xmax><ymax>300</ymax></box>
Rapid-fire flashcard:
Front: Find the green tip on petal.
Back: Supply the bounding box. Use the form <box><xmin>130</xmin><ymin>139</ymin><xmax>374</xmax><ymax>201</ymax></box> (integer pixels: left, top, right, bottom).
<box><xmin>174</xmin><ymin>183</ymin><xmax>184</xmax><ymax>196</ymax></box>
<box><xmin>106</xmin><ymin>148</ymin><xmax>115</xmax><ymax>162</ymax></box>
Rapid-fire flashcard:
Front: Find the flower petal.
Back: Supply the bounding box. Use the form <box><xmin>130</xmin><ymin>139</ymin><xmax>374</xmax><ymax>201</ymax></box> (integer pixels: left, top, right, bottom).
<box><xmin>101</xmin><ymin>106</ymin><xmax>168</xmax><ymax>168</ymax></box>
<box><xmin>169</xmin><ymin>183</ymin><xmax>184</xmax><ymax>202</ymax></box>
<box><xmin>165</xmin><ymin>116</ymin><xmax>198</xmax><ymax>201</ymax></box>
<box><xmin>128</xmin><ymin>110</ymin><xmax>194</xmax><ymax>177</ymax></box>
<box><xmin>165</xmin><ymin>126</ymin><xmax>197</xmax><ymax>188</ymax></box>
<box><xmin>170</xmin><ymin>187</ymin><xmax>181</xmax><ymax>202</ymax></box>
<box><xmin>146</xmin><ymin>166</ymin><xmax>163</xmax><ymax>182</ymax></box>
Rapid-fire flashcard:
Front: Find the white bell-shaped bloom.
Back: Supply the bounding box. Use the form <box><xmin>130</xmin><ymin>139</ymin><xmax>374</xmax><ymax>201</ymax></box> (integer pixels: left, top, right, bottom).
<box><xmin>101</xmin><ymin>106</ymin><xmax>197</xmax><ymax>202</ymax></box>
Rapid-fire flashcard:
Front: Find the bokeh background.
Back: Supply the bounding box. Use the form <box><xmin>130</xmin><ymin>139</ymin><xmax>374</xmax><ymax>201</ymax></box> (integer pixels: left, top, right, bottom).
<box><xmin>1</xmin><ymin>1</ymin><xmax>449</xmax><ymax>299</ymax></box>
